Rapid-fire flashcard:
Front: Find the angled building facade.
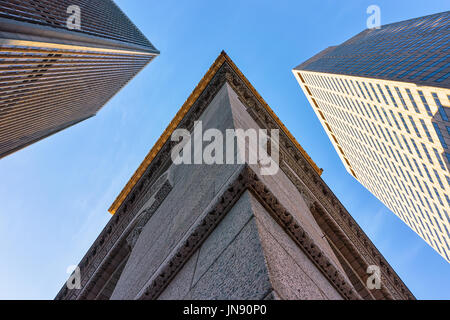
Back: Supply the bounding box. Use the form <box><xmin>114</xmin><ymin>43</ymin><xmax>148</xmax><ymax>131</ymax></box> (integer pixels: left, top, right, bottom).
<box><xmin>293</xmin><ymin>12</ymin><xmax>450</xmax><ymax>261</ymax></box>
<box><xmin>56</xmin><ymin>52</ymin><xmax>413</xmax><ymax>300</ymax></box>
<box><xmin>0</xmin><ymin>0</ymin><xmax>159</xmax><ymax>158</ymax></box>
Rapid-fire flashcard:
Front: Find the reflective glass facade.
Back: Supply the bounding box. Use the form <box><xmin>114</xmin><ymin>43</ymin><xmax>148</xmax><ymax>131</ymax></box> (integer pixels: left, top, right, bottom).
<box><xmin>297</xmin><ymin>11</ymin><xmax>450</xmax><ymax>87</ymax></box>
<box><xmin>0</xmin><ymin>0</ymin><xmax>159</xmax><ymax>158</ymax></box>
<box><xmin>294</xmin><ymin>12</ymin><xmax>450</xmax><ymax>262</ymax></box>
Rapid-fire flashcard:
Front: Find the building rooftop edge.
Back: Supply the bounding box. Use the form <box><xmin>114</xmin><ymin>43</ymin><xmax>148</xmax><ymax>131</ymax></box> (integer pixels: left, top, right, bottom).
<box><xmin>293</xmin><ymin>11</ymin><xmax>450</xmax><ymax>89</ymax></box>
<box><xmin>294</xmin><ymin>46</ymin><xmax>337</xmax><ymax>71</ymax></box>
<box><xmin>108</xmin><ymin>51</ymin><xmax>323</xmax><ymax>214</ymax></box>
<box><xmin>0</xmin><ymin>17</ymin><xmax>159</xmax><ymax>55</ymax></box>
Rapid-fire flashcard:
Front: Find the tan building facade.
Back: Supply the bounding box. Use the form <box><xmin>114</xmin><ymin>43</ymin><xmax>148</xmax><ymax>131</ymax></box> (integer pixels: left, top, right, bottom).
<box><xmin>293</xmin><ymin>12</ymin><xmax>449</xmax><ymax>262</ymax></box>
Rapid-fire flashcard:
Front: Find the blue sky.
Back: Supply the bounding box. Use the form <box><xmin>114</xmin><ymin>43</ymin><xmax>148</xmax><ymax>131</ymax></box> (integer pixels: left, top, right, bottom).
<box><xmin>0</xmin><ymin>0</ymin><xmax>449</xmax><ymax>300</ymax></box>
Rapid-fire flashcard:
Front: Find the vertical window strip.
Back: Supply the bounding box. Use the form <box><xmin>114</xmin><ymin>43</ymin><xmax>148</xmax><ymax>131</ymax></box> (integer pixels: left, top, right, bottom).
<box><xmin>420</xmin><ymin>119</ymin><xmax>433</xmax><ymax>142</ymax></box>
<box><xmin>423</xmin><ymin>165</ymin><xmax>434</xmax><ymax>183</ymax></box>
<box><xmin>434</xmin><ymin>188</ymin><xmax>444</xmax><ymax>206</ymax></box>
<box><xmin>369</xmin><ymin>83</ymin><xmax>381</xmax><ymax>103</ymax></box>
<box><xmin>390</xmin><ymin>110</ymin><xmax>401</xmax><ymax>130</ymax></box>
<box><xmin>339</xmin><ymin>79</ymin><xmax>349</xmax><ymax>95</ymax></box>
<box><xmin>362</xmin><ymin>82</ymin><xmax>373</xmax><ymax>101</ymax></box>
<box><xmin>432</xmin><ymin>93</ymin><xmax>449</xmax><ymax>122</ymax></box>
<box><xmin>409</xmin><ymin>116</ymin><xmax>421</xmax><ymax>138</ymax></box>
<box><xmin>398</xmin><ymin>113</ymin><xmax>410</xmax><ymax>133</ymax></box>
<box><xmin>356</xmin><ymin>81</ymin><xmax>367</xmax><ymax>100</ymax></box>
<box><xmin>413</xmin><ymin>158</ymin><xmax>423</xmax><ymax>176</ymax></box>
<box><xmin>343</xmin><ymin>79</ymin><xmax>353</xmax><ymax>96</ymax></box>
<box><xmin>433</xmin><ymin>148</ymin><xmax>445</xmax><ymax>170</ymax></box>
<box><xmin>395</xmin><ymin>87</ymin><xmax>408</xmax><ymax>110</ymax></box>
<box><xmin>412</xmin><ymin>139</ymin><xmax>423</xmax><ymax>159</ymax></box>
<box><xmin>418</xmin><ymin>90</ymin><xmax>433</xmax><ymax>116</ymax></box>
<box><xmin>377</xmin><ymin>84</ymin><xmax>390</xmax><ymax>105</ymax></box>
<box><xmin>433</xmin><ymin>122</ymin><xmax>448</xmax><ymax>149</ymax></box>
<box><xmin>385</xmin><ymin>85</ymin><xmax>398</xmax><ymax>107</ymax></box>
<box><xmin>375</xmin><ymin>107</ymin><xmax>385</xmax><ymax>124</ymax></box>
<box><xmin>406</xmin><ymin>88</ymin><xmax>420</xmax><ymax>113</ymax></box>
<box><xmin>421</xmin><ymin>143</ymin><xmax>433</xmax><ymax>164</ymax></box>
<box><xmin>402</xmin><ymin>135</ymin><xmax>412</xmax><ymax>153</ymax></box>
<box><xmin>434</xmin><ymin>169</ymin><xmax>445</xmax><ymax>190</ymax></box>
<box><xmin>350</xmin><ymin>80</ymin><xmax>360</xmax><ymax>98</ymax></box>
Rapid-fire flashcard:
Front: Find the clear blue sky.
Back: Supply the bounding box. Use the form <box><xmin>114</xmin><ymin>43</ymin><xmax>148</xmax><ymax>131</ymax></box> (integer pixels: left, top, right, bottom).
<box><xmin>0</xmin><ymin>0</ymin><xmax>449</xmax><ymax>300</ymax></box>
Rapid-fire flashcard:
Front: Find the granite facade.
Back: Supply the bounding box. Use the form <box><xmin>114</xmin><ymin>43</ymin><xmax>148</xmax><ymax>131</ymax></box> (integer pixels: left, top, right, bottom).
<box><xmin>56</xmin><ymin>53</ymin><xmax>414</xmax><ymax>300</ymax></box>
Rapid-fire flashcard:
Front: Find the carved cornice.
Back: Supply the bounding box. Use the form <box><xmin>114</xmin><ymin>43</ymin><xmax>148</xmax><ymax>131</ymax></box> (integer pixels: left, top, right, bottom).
<box><xmin>277</xmin><ymin>153</ymin><xmax>415</xmax><ymax>299</ymax></box>
<box><xmin>108</xmin><ymin>51</ymin><xmax>322</xmax><ymax>214</ymax></box>
<box><xmin>137</xmin><ymin>165</ymin><xmax>360</xmax><ymax>300</ymax></box>
<box><xmin>56</xmin><ymin>56</ymin><xmax>233</xmax><ymax>300</ymax></box>
<box><xmin>57</xmin><ymin>52</ymin><xmax>413</xmax><ymax>300</ymax></box>
<box><xmin>55</xmin><ymin>170</ymin><xmax>173</xmax><ymax>300</ymax></box>
<box><xmin>222</xmin><ymin>66</ymin><xmax>414</xmax><ymax>299</ymax></box>
<box><xmin>126</xmin><ymin>177</ymin><xmax>173</xmax><ymax>250</ymax></box>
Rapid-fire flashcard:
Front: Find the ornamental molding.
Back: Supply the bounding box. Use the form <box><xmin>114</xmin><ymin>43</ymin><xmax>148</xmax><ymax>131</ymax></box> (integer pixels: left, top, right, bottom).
<box><xmin>137</xmin><ymin>165</ymin><xmax>360</xmax><ymax>300</ymax></box>
<box><xmin>108</xmin><ymin>51</ymin><xmax>322</xmax><ymax>214</ymax></box>
<box><xmin>56</xmin><ymin>55</ymin><xmax>413</xmax><ymax>300</ymax></box>
<box><xmin>55</xmin><ymin>169</ymin><xmax>173</xmax><ymax>300</ymax></box>
<box><xmin>222</xmin><ymin>59</ymin><xmax>413</xmax><ymax>299</ymax></box>
<box><xmin>278</xmin><ymin>153</ymin><xmax>414</xmax><ymax>299</ymax></box>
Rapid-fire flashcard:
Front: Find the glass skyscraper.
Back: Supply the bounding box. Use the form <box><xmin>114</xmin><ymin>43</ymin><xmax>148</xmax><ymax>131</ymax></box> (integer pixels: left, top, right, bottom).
<box><xmin>0</xmin><ymin>0</ymin><xmax>159</xmax><ymax>159</ymax></box>
<box><xmin>293</xmin><ymin>11</ymin><xmax>450</xmax><ymax>262</ymax></box>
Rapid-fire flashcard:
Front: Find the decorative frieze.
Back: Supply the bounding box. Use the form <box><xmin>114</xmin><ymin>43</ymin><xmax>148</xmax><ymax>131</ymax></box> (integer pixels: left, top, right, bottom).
<box><xmin>137</xmin><ymin>165</ymin><xmax>360</xmax><ymax>300</ymax></box>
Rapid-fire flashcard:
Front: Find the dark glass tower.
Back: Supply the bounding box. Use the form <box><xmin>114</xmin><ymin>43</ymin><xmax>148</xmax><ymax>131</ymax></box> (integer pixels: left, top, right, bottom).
<box><xmin>293</xmin><ymin>12</ymin><xmax>450</xmax><ymax>262</ymax></box>
<box><xmin>0</xmin><ymin>0</ymin><xmax>159</xmax><ymax>158</ymax></box>
<box><xmin>296</xmin><ymin>11</ymin><xmax>449</xmax><ymax>87</ymax></box>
